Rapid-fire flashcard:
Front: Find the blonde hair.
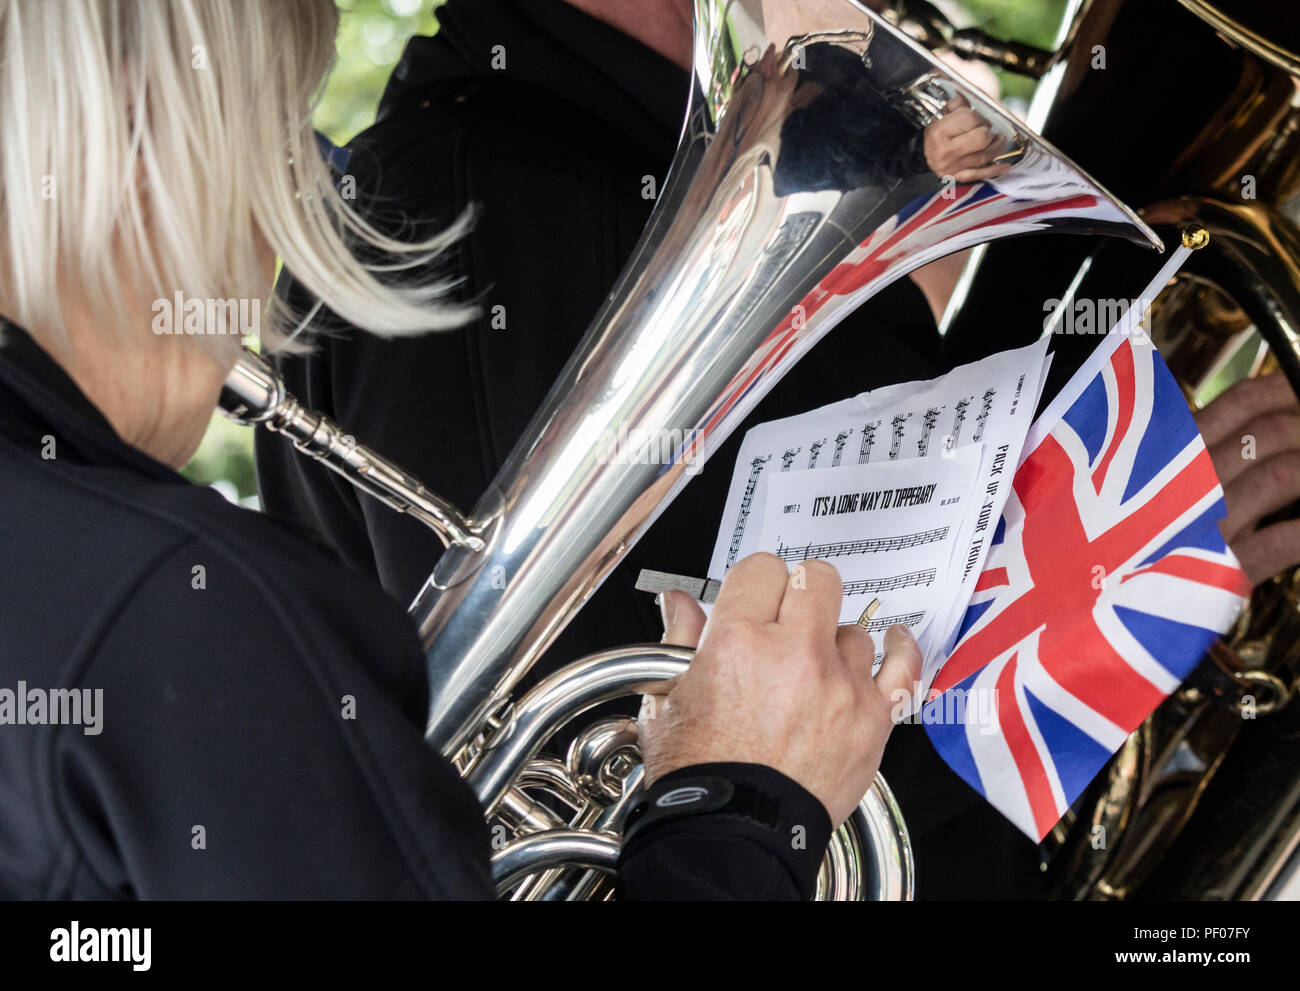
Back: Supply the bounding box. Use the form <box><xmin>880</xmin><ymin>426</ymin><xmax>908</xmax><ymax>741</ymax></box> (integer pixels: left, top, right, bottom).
<box><xmin>0</xmin><ymin>0</ymin><xmax>473</xmax><ymax>361</ymax></box>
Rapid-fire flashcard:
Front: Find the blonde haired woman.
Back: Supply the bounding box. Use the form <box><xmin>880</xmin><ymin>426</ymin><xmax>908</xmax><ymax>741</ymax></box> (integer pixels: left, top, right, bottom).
<box><xmin>0</xmin><ymin>0</ymin><xmax>918</xmax><ymax>899</ymax></box>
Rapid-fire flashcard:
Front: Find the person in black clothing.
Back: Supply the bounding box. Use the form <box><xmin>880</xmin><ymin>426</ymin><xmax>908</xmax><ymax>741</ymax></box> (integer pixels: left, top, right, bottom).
<box><xmin>255</xmin><ymin>0</ymin><xmax>1046</xmax><ymax>897</ymax></box>
<box><xmin>0</xmin><ymin>0</ymin><xmax>923</xmax><ymax>900</ymax></box>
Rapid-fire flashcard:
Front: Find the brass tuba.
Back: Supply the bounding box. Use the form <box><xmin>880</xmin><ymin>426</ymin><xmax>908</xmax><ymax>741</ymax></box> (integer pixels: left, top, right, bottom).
<box><xmin>222</xmin><ymin>0</ymin><xmax>1157</xmax><ymax>900</ymax></box>
<box><xmin>920</xmin><ymin>0</ymin><xmax>1300</xmax><ymax>899</ymax></box>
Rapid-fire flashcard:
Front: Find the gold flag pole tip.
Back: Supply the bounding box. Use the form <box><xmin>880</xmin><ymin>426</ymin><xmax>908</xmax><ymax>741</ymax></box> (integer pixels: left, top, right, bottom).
<box><xmin>1181</xmin><ymin>224</ymin><xmax>1210</xmax><ymax>250</ymax></box>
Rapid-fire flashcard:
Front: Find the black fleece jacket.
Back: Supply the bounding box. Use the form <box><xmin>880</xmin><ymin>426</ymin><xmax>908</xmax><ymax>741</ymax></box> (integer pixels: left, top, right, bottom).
<box><xmin>0</xmin><ymin>319</ymin><xmax>838</xmax><ymax>899</ymax></box>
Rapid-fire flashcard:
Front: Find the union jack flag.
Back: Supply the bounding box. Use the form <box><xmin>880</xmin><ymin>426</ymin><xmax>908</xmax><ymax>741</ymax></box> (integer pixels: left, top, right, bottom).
<box><xmin>924</xmin><ymin>334</ymin><xmax>1251</xmax><ymax>840</ymax></box>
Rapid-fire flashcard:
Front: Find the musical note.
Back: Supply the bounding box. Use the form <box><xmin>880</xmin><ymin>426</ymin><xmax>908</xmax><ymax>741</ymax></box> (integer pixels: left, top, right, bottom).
<box><xmin>780</xmin><ymin>446</ymin><xmax>802</xmax><ymax>471</ymax></box>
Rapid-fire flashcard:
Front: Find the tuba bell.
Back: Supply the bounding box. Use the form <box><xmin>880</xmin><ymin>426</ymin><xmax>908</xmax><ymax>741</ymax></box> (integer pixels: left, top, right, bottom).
<box><xmin>222</xmin><ymin>0</ymin><xmax>1158</xmax><ymax>900</ymax></box>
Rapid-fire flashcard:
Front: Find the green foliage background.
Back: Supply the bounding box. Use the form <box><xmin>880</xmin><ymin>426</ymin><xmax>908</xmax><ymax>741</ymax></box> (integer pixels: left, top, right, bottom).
<box><xmin>182</xmin><ymin>0</ymin><xmax>446</xmax><ymax>503</ymax></box>
<box><xmin>182</xmin><ymin>0</ymin><xmax>1067</xmax><ymax>505</ymax></box>
<box><xmin>314</xmin><ymin>0</ymin><xmax>447</xmax><ymax>145</ymax></box>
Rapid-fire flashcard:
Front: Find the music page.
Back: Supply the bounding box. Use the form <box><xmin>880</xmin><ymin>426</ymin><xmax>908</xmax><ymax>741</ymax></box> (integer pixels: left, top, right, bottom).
<box><xmin>707</xmin><ymin>336</ymin><xmax>1051</xmax><ymax>685</ymax></box>
<box><xmin>755</xmin><ymin>447</ymin><xmax>981</xmax><ymax>666</ymax></box>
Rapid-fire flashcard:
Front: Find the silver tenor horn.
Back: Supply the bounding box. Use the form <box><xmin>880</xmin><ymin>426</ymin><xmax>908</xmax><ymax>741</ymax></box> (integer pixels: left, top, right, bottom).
<box><xmin>223</xmin><ymin>0</ymin><xmax>1160</xmax><ymax>900</ymax></box>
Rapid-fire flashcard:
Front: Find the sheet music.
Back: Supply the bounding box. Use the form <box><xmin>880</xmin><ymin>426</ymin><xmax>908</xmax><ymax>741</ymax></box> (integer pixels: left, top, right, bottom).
<box><xmin>707</xmin><ymin>336</ymin><xmax>1052</xmax><ymax>686</ymax></box>
<box><xmin>756</xmin><ymin>448</ymin><xmax>981</xmax><ymax>666</ymax></box>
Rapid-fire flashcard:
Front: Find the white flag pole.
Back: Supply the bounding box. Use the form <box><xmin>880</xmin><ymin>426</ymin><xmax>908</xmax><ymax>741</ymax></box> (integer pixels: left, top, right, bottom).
<box><xmin>1021</xmin><ymin>225</ymin><xmax>1209</xmax><ymax>461</ymax></box>
<box><xmin>1117</xmin><ymin>224</ymin><xmax>1209</xmax><ymax>340</ymax></box>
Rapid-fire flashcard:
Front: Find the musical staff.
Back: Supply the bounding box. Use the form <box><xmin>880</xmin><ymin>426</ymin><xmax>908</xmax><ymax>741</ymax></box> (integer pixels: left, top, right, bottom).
<box><xmin>807</xmin><ymin>437</ymin><xmax>827</xmax><ymax>469</ymax></box>
<box><xmin>842</xmin><ymin>569</ymin><xmax>936</xmax><ymax>597</ymax></box>
<box><xmin>888</xmin><ymin>412</ymin><xmax>911</xmax><ymax>460</ymax></box>
<box><xmin>832</xmin><ymin>429</ymin><xmax>853</xmax><ymax>467</ymax></box>
<box><xmin>854</xmin><ymin>610</ymin><xmax>926</xmax><ymax>633</ymax></box>
<box><xmin>973</xmin><ymin>387</ymin><xmax>996</xmax><ymax>443</ymax></box>
<box><xmin>857</xmin><ymin>419</ymin><xmax>880</xmax><ymax>464</ymax></box>
<box><xmin>773</xmin><ymin>525</ymin><xmax>950</xmax><ymax>563</ymax></box>
<box><xmin>950</xmin><ymin>397</ymin><xmax>971</xmax><ymax>447</ymax></box>
<box><xmin>917</xmin><ymin>406</ymin><xmax>940</xmax><ymax>457</ymax></box>
<box><xmin>726</xmin><ymin>455</ymin><xmax>771</xmax><ymax>568</ymax></box>
<box><xmin>780</xmin><ymin>446</ymin><xmax>801</xmax><ymax>471</ymax></box>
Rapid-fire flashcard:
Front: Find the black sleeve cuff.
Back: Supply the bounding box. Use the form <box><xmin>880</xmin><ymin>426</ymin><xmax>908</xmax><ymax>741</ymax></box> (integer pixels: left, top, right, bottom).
<box><xmin>616</xmin><ymin>762</ymin><xmax>833</xmax><ymax>900</ymax></box>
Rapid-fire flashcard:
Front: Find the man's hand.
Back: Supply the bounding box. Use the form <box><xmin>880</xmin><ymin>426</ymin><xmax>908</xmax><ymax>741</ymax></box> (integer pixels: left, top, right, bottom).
<box><xmin>1195</xmin><ymin>372</ymin><xmax>1300</xmax><ymax>584</ymax></box>
<box><xmin>923</xmin><ymin>94</ymin><xmax>1012</xmax><ymax>184</ymax></box>
<box><xmin>637</xmin><ymin>553</ymin><xmax>922</xmax><ymax>826</ymax></box>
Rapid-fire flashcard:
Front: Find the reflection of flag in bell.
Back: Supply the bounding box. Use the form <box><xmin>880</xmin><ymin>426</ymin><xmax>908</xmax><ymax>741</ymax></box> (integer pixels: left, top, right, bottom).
<box><xmin>694</xmin><ymin>180</ymin><xmax>1111</xmax><ymax>456</ymax></box>
<box><xmin>925</xmin><ymin>335</ymin><xmax>1250</xmax><ymax>840</ymax></box>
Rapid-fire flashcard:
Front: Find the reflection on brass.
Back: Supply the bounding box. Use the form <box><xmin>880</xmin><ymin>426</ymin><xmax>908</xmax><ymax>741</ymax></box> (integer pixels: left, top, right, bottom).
<box><xmin>893</xmin><ymin>0</ymin><xmax>1054</xmax><ymax>78</ymax></box>
<box><xmin>934</xmin><ymin>0</ymin><xmax>1300</xmax><ymax>899</ymax></box>
<box><xmin>993</xmin><ymin>141</ymin><xmax>1027</xmax><ymax>166</ymax></box>
<box><xmin>1174</xmin><ymin>0</ymin><xmax>1300</xmax><ymax>78</ymax></box>
<box><xmin>1044</xmin><ymin>196</ymin><xmax>1300</xmax><ymax>897</ymax></box>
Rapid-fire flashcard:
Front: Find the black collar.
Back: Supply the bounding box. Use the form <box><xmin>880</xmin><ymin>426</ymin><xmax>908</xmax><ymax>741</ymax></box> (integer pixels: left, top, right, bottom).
<box><xmin>0</xmin><ymin>320</ymin><xmax>185</xmax><ymax>484</ymax></box>
<box><xmin>378</xmin><ymin>0</ymin><xmax>690</xmax><ymax>162</ymax></box>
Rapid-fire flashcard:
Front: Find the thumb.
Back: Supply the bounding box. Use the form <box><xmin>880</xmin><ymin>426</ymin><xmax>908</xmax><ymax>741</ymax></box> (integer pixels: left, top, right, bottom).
<box><xmin>660</xmin><ymin>589</ymin><xmax>706</xmax><ymax>647</ymax></box>
<box><xmin>873</xmin><ymin>623</ymin><xmax>923</xmax><ymax>717</ymax></box>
